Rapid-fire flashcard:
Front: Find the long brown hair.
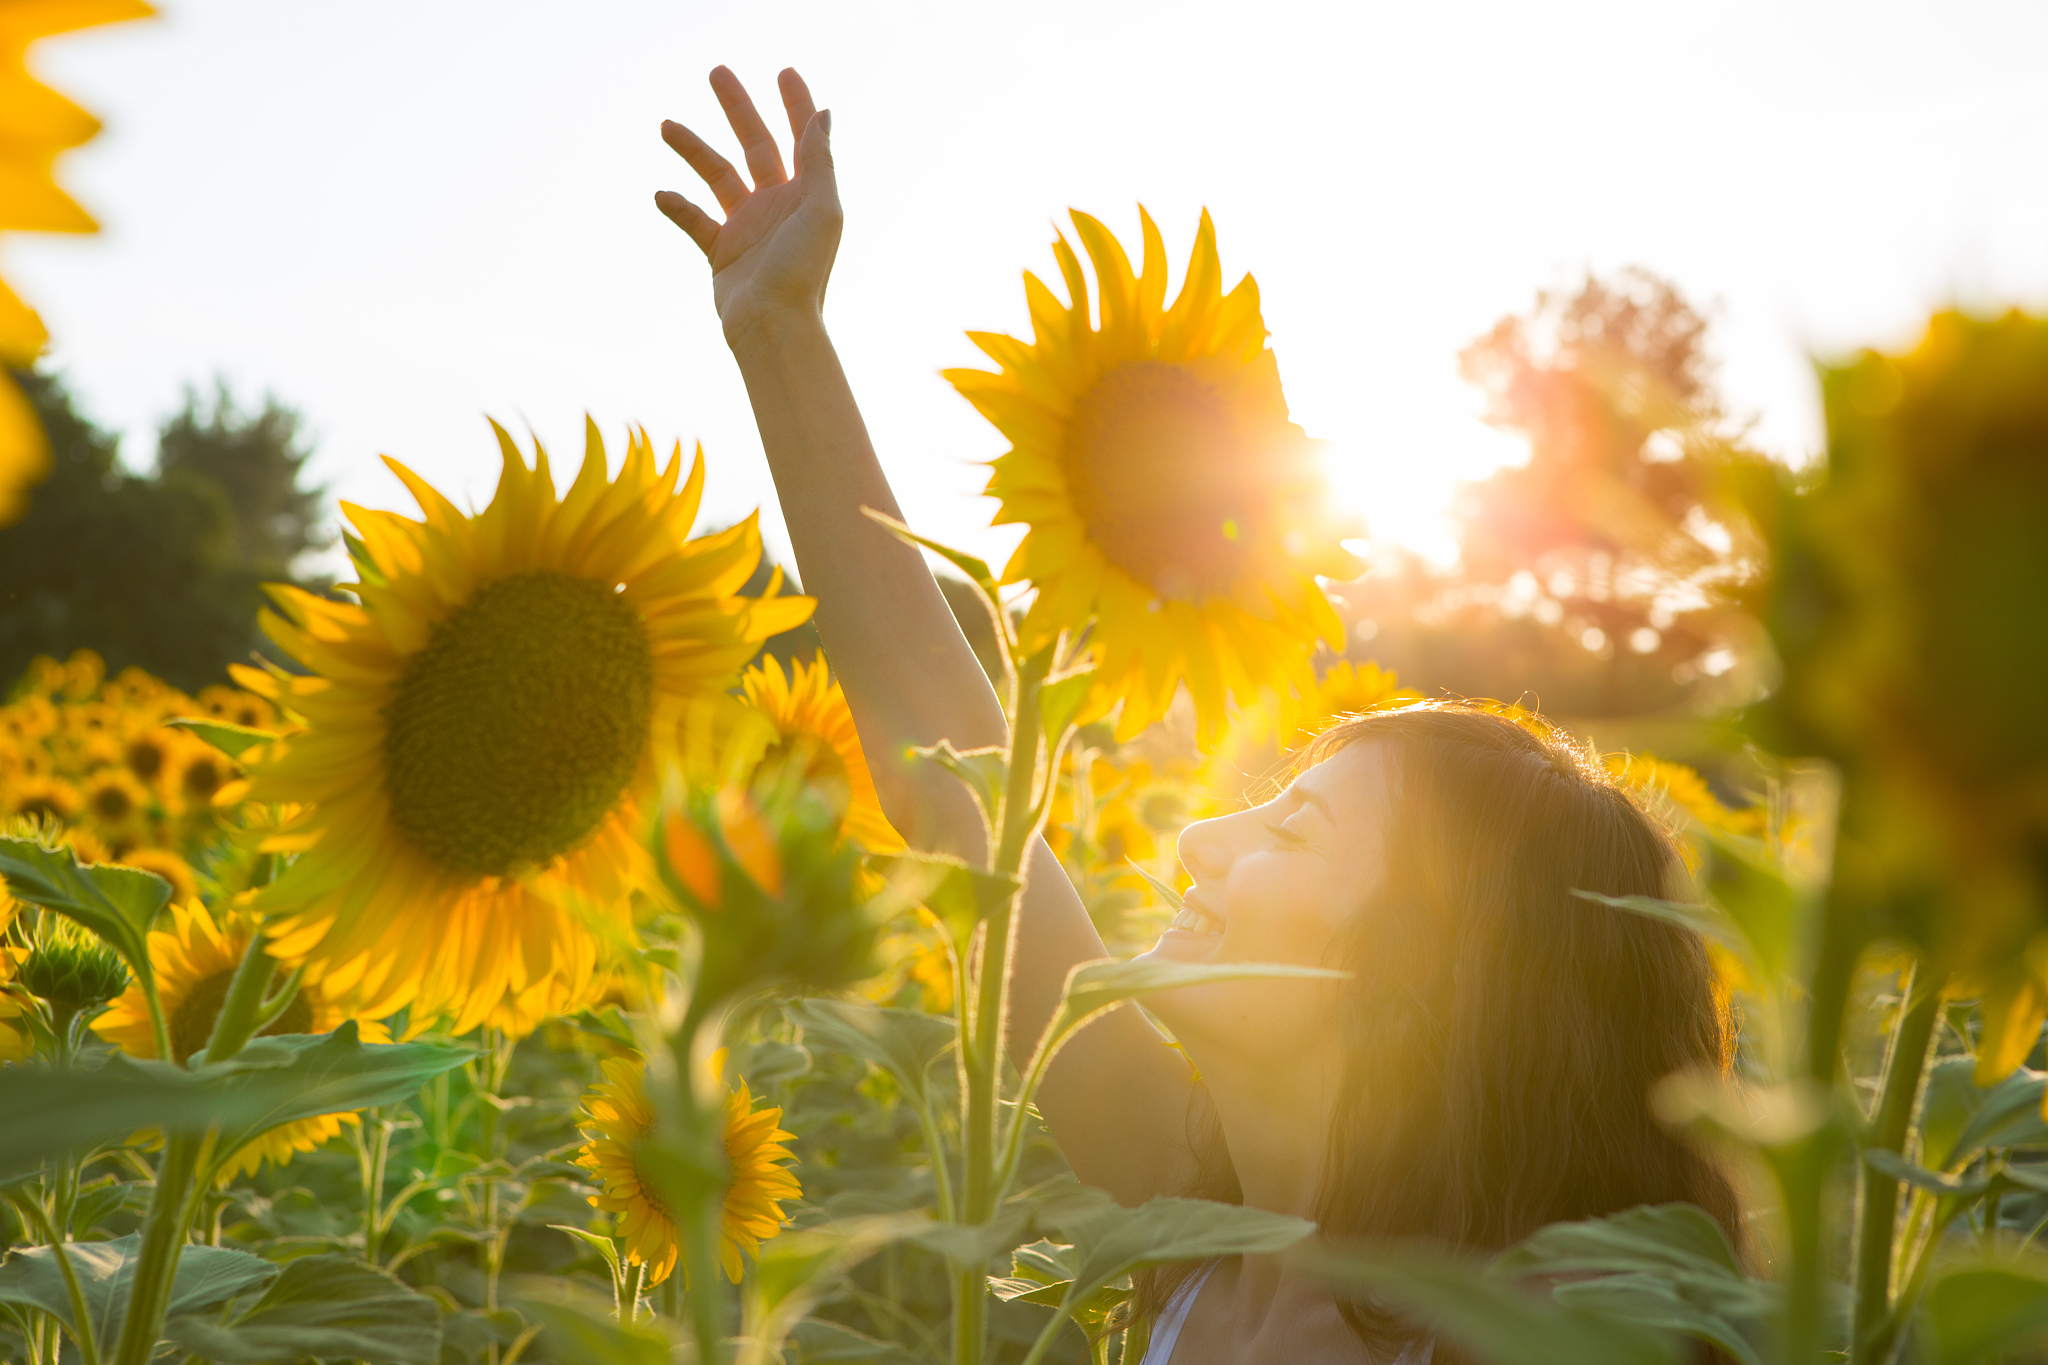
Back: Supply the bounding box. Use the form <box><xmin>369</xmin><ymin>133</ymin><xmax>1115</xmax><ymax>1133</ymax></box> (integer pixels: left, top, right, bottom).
<box><xmin>1132</xmin><ymin>700</ymin><xmax>1740</xmax><ymax>1351</ymax></box>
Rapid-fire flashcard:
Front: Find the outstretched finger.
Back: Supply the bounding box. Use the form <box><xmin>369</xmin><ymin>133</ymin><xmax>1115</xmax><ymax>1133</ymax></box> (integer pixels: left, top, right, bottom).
<box><xmin>661</xmin><ymin>119</ymin><xmax>749</xmax><ymax>212</ymax></box>
<box><xmin>709</xmin><ymin>65</ymin><xmax>788</xmax><ymax>188</ymax></box>
<box><xmin>777</xmin><ymin>68</ymin><xmax>819</xmax><ymax>145</ymax></box>
<box><xmin>655</xmin><ymin>190</ymin><xmax>720</xmax><ymax>258</ymax></box>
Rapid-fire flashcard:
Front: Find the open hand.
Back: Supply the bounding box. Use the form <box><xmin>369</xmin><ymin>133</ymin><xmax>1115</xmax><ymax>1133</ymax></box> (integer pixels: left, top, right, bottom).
<box><xmin>657</xmin><ymin>67</ymin><xmax>839</xmax><ymax>350</ymax></box>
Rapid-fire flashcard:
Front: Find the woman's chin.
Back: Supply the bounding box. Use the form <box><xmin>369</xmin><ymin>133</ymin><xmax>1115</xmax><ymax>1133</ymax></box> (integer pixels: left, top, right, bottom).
<box><xmin>1138</xmin><ymin>927</ymin><xmax>1227</xmax><ymax>964</ymax></box>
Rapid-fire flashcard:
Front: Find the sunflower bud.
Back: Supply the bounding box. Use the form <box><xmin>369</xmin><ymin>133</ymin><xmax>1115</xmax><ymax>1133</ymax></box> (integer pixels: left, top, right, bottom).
<box><xmin>19</xmin><ymin>918</ymin><xmax>129</xmax><ymax>1015</ymax></box>
<box><xmin>653</xmin><ymin>781</ymin><xmax>880</xmax><ymax>1007</ymax></box>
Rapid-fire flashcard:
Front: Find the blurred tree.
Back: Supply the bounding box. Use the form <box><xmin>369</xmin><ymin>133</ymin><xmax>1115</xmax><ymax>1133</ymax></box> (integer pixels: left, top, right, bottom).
<box><xmin>0</xmin><ymin>368</ymin><xmax>326</xmax><ymax>693</ymax></box>
<box><xmin>1338</xmin><ymin>269</ymin><xmax>1763</xmax><ymax>718</ymax></box>
<box><xmin>156</xmin><ymin>381</ymin><xmax>327</xmax><ymax>578</ymax></box>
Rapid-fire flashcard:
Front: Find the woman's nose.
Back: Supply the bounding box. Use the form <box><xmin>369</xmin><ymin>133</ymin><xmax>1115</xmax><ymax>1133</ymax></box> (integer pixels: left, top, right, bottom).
<box><xmin>1175</xmin><ymin>812</ymin><xmax>1234</xmax><ymax>884</ymax></box>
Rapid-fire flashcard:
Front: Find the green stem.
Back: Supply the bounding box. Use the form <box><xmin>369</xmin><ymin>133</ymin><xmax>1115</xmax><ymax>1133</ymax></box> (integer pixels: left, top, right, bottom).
<box><xmin>954</xmin><ymin>645</ymin><xmax>1052</xmax><ymax>1365</ymax></box>
<box><xmin>475</xmin><ymin>1028</ymin><xmax>511</xmax><ymax>1365</ymax></box>
<box><xmin>200</xmin><ymin>935</ymin><xmax>277</xmax><ymax>1066</ymax></box>
<box><xmin>664</xmin><ymin>1001</ymin><xmax>730</xmax><ymax>1365</ymax></box>
<box><xmin>110</xmin><ymin>1131</ymin><xmax>202</xmax><ymax>1365</ymax></box>
<box><xmin>359</xmin><ymin>1110</ymin><xmax>391</xmax><ymax>1266</ymax></box>
<box><xmin>1850</xmin><ymin>973</ymin><xmax>1941</xmax><ymax>1365</ymax></box>
<box><xmin>8</xmin><ymin>1191</ymin><xmax>97</xmax><ymax>1365</ymax></box>
<box><xmin>621</xmin><ymin>1262</ymin><xmax>645</xmax><ymax>1324</ymax></box>
<box><xmin>139</xmin><ymin>973</ymin><xmax>172</xmax><ymax>1070</ymax></box>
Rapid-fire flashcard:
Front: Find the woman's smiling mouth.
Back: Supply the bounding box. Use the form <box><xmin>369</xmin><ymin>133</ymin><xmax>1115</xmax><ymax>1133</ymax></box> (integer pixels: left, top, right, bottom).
<box><xmin>1167</xmin><ymin>893</ymin><xmax>1225</xmax><ymax>936</ymax></box>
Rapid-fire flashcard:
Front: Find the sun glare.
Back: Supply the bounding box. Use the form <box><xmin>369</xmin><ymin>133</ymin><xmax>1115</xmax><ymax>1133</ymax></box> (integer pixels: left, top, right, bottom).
<box><xmin>1318</xmin><ymin>416</ymin><xmax>1530</xmax><ymax>570</ymax></box>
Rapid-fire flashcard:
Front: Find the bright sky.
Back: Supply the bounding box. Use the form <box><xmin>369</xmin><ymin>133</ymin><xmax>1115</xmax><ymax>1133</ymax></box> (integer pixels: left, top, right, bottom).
<box><xmin>12</xmin><ymin>1</ymin><xmax>2048</xmax><ymax>579</ymax></box>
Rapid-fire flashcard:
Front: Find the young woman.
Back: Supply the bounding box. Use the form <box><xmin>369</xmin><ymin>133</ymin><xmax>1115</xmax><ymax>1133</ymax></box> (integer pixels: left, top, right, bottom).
<box><xmin>654</xmin><ymin>67</ymin><xmax>1740</xmax><ymax>1364</ymax></box>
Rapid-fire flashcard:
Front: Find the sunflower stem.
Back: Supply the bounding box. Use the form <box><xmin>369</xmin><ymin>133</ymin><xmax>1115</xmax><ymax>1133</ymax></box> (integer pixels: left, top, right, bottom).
<box><xmin>110</xmin><ymin>1130</ymin><xmax>202</xmax><ymax>1365</ymax></box>
<box><xmin>952</xmin><ymin>642</ymin><xmax>1055</xmax><ymax>1365</ymax></box>
<box><xmin>7</xmin><ymin>1190</ymin><xmax>97</xmax><ymax>1365</ymax></box>
<box><xmin>1850</xmin><ymin>970</ymin><xmax>1941</xmax><ymax>1365</ymax></box>
<box><xmin>200</xmin><ymin>933</ymin><xmax>277</xmax><ymax>1066</ymax></box>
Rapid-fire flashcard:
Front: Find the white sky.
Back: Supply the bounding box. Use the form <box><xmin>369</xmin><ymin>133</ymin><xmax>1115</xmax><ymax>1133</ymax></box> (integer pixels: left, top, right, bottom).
<box><xmin>11</xmin><ymin>0</ymin><xmax>2048</xmax><ymax>578</ymax></box>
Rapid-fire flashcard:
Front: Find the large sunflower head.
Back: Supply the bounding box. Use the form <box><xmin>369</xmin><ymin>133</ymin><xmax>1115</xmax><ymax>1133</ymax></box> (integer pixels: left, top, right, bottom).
<box><xmin>94</xmin><ymin>903</ymin><xmax>391</xmax><ymax>1180</ymax></box>
<box><xmin>240</xmin><ymin>421</ymin><xmax>813</xmax><ymax>1035</ymax></box>
<box><xmin>946</xmin><ymin>208</ymin><xmax>1361</xmax><ymax>746</ymax></box>
<box><xmin>573</xmin><ymin>1052</ymin><xmax>800</xmax><ymax>1285</ymax></box>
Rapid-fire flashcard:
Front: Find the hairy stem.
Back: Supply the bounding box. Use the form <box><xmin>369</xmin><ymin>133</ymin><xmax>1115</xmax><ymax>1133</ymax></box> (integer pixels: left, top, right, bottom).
<box><xmin>200</xmin><ymin>934</ymin><xmax>277</xmax><ymax>1066</ymax></box>
<box><xmin>110</xmin><ymin>1131</ymin><xmax>201</xmax><ymax>1365</ymax></box>
<box><xmin>1850</xmin><ymin>973</ymin><xmax>1941</xmax><ymax>1365</ymax></box>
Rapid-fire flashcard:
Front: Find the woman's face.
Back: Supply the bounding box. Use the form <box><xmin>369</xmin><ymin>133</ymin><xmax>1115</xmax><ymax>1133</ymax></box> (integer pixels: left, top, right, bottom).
<box><xmin>1136</xmin><ymin>740</ymin><xmax>1395</xmax><ymax>1060</ymax></box>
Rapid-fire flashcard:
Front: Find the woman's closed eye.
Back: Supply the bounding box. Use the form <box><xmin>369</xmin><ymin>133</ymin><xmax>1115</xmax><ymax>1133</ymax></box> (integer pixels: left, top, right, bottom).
<box><xmin>1265</xmin><ymin>820</ymin><xmax>1309</xmax><ymax>848</ymax></box>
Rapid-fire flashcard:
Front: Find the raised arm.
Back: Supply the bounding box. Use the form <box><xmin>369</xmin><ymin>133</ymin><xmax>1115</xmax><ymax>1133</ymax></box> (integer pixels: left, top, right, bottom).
<box><xmin>655</xmin><ymin>67</ymin><xmax>1194</xmax><ymax>1204</ymax></box>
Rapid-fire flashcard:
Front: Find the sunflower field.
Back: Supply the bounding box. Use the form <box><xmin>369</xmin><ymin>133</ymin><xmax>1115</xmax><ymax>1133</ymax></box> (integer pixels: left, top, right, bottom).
<box><xmin>8</xmin><ymin>12</ymin><xmax>2048</xmax><ymax>1365</ymax></box>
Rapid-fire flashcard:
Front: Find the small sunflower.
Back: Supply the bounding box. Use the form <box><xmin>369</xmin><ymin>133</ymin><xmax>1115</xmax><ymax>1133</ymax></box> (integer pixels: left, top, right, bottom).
<box><xmin>733</xmin><ymin>656</ymin><xmax>903</xmax><ymax>854</ymax></box>
<box><xmin>94</xmin><ymin>904</ymin><xmax>392</xmax><ymax>1180</ymax></box>
<box><xmin>946</xmin><ymin>208</ymin><xmax>1360</xmax><ymax>746</ymax></box>
<box><xmin>81</xmin><ymin>767</ymin><xmax>151</xmax><ymax>838</ymax></box>
<box><xmin>574</xmin><ymin>1053</ymin><xmax>800</xmax><ymax>1284</ymax></box>
<box><xmin>241</xmin><ymin>422</ymin><xmax>813</xmax><ymax>1034</ymax></box>
<box><xmin>8</xmin><ymin>775</ymin><xmax>78</xmax><ymax>824</ymax></box>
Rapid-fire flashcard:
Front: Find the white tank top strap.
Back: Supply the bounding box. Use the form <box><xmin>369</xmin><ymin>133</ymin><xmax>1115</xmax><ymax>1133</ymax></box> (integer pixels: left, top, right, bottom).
<box><xmin>1139</xmin><ymin>1262</ymin><xmax>1216</xmax><ymax>1365</ymax></box>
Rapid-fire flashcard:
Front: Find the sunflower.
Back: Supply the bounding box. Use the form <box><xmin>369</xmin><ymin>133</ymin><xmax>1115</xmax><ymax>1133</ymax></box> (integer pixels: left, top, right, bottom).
<box><xmin>8</xmin><ymin>775</ymin><xmax>78</xmax><ymax>824</ymax></box>
<box><xmin>80</xmin><ymin>767</ymin><xmax>151</xmax><ymax>839</ymax></box>
<box><xmin>946</xmin><ymin>208</ymin><xmax>1361</xmax><ymax>746</ymax></box>
<box><xmin>574</xmin><ymin>1052</ymin><xmax>800</xmax><ymax>1285</ymax></box>
<box><xmin>0</xmin><ymin>0</ymin><xmax>154</xmax><ymax>523</ymax></box>
<box><xmin>732</xmin><ymin>656</ymin><xmax>903</xmax><ymax>853</ymax></box>
<box><xmin>239</xmin><ymin>422</ymin><xmax>813</xmax><ymax>1034</ymax></box>
<box><xmin>94</xmin><ymin>903</ymin><xmax>391</xmax><ymax>1179</ymax></box>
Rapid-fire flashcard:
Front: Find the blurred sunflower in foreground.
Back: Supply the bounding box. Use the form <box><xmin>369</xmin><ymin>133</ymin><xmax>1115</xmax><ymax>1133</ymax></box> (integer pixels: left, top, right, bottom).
<box><xmin>946</xmin><ymin>208</ymin><xmax>1359</xmax><ymax>746</ymax></box>
<box><xmin>574</xmin><ymin>1053</ymin><xmax>799</xmax><ymax>1284</ymax></box>
<box><xmin>95</xmin><ymin>904</ymin><xmax>392</xmax><ymax>1179</ymax></box>
<box><xmin>0</xmin><ymin>0</ymin><xmax>155</xmax><ymax>522</ymax></box>
<box><xmin>239</xmin><ymin>421</ymin><xmax>812</xmax><ymax>1035</ymax></box>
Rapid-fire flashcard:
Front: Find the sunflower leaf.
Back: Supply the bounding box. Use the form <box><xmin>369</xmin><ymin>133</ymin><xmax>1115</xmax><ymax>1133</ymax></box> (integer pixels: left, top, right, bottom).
<box><xmin>549</xmin><ymin>1225</ymin><xmax>624</xmax><ymax>1282</ymax></box>
<box><xmin>0</xmin><ymin>833</ymin><xmax>166</xmax><ymax>999</ymax></box>
<box><xmin>518</xmin><ymin>1283</ymin><xmax>673</xmax><ymax>1365</ymax></box>
<box><xmin>164</xmin><ymin>1254</ymin><xmax>440</xmax><ymax>1365</ymax></box>
<box><xmin>0</xmin><ymin>1235</ymin><xmax>276</xmax><ymax>1350</ymax></box>
<box><xmin>1042</xmin><ymin>1198</ymin><xmax>1313</xmax><ymax>1330</ymax></box>
<box><xmin>746</xmin><ymin>1215</ymin><xmax>930</xmax><ymax>1351</ymax></box>
<box><xmin>1123</xmin><ymin>862</ymin><xmax>1184</xmax><ymax>911</ymax></box>
<box><xmin>786</xmin><ymin>998</ymin><xmax>955</xmax><ymax>1120</ymax></box>
<box><xmin>1920</xmin><ymin>1264</ymin><xmax>2048</xmax><ymax>1365</ymax></box>
<box><xmin>1054</xmin><ymin>958</ymin><xmax>1348</xmax><ymax>1037</ymax></box>
<box><xmin>1570</xmin><ymin>891</ymin><xmax>1758</xmax><ymax>978</ymax></box>
<box><xmin>908</xmin><ymin>741</ymin><xmax>1007</xmax><ymax>835</ymax></box>
<box><xmin>1299</xmin><ymin>1242</ymin><xmax>1684</xmax><ymax>1365</ymax></box>
<box><xmin>165</xmin><ymin>716</ymin><xmax>276</xmax><ymax>760</ymax></box>
<box><xmin>201</xmin><ymin>1024</ymin><xmax>475</xmax><ymax>1171</ymax></box>
<box><xmin>1036</xmin><ymin>669</ymin><xmax>1097</xmax><ymax>747</ymax></box>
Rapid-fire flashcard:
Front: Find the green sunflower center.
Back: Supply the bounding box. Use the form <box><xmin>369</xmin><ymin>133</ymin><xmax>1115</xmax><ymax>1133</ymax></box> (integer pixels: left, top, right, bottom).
<box><xmin>383</xmin><ymin>569</ymin><xmax>655</xmax><ymax>879</ymax></box>
<box><xmin>1064</xmin><ymin>360</ymin><xmax>1266</xmax><ymax>601</ymax></box>
<box><xmin>170</xmin><ymin>968</ymin><xmax>315</xmax><ymax>1064</ymax></box>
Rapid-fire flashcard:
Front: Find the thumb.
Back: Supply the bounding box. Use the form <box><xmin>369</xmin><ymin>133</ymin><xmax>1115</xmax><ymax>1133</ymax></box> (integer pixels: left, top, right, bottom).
<box><xmin>795</xmin><ymin>109</ymin><xmax>838</xmax><ymax>202</ymax></box>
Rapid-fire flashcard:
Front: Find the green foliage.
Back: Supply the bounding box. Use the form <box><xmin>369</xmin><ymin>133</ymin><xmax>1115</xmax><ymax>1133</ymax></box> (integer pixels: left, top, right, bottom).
<box><xmin>0</xmin><ymin>368</ymin><xmax>328</xmax><ymax>692</ymax></box>
<box><xmin>0</xmin><ymin>1236</ymin><xmax>273</xmax><ymax>1351</ymax></box>
<box><xmin>163</xmin><ymin>1254</ymin><xmax>440</xmax><ymax>1364</ymax></box>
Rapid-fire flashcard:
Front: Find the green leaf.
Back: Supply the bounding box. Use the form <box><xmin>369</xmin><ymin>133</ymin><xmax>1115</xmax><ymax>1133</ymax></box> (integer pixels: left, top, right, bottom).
<box><xmin>1570</xmin><ymin>891</ymin><xmax>1758</xmax><ymax>978</ymax></box>
<box><xmin>1301</xmin><ymin>1243</ymin><xmax>1683</xmax><ymax>1365</ymax></box>
<box><xmin>1921</xmin><ymin>1264</ymin><xmax>2048</xmax><ymax>1365</ymax></box>
<box><xmin>861</xmin><ymin>506</ymin><xmax>1003</xmax><ymax>612</ymax></box>
<box><xmin>787</xmin><ymin>998</ymin><xmax>955</xmax><ymax>1119</ymax></box>
<box><xmin>1947</xmin><ymin>1066</ymin><xmax>2048</xmax><ymax>1165</ymax></box>
<box><xmin>0</xmin><ymin>834</ymin><xmax>170</xmax><ymax>989</ymax></box>
<box><xmin>166</xmin><ymin>716</ymin><xmax>276</xmax><ymax>759</ymax></box>
<box><xmin>548</xmin><ymin>1225</ymin><xmax>623</xmax><ymax>1282</ymax></box>
<box><xmin>1036</xmin><ymin>669</ymin><xmax>1097</xmax><ymax>746</ymax></box>
<box><xmin>745</xmin><ymin>1215</ymin><xmax>929</xmax><ymax>1355</ymax></box>
<box><xmin>1698</xmin><ymin>831</ymin><xmax>1802</xmax><ymax>981</ymax></box>
<box><xmin>889</xmin><ymin>852</ymin><xmax>1019</xmax><ymax>964</ymax></box>
<box><xmin>518</xmin><ymin>1283</ymin><xmax>671</xmax><ymax>1365</ymax></box>
<box><xmin>1489</xmin><ymin>1204</ymin><xmax>1774</xmax><ymax>1365</ymax></box>
<box><xmin>905</xmin><ymin>1209</ymin><xmax>1032</xmax><ymax>1269</ymax></box>
<box><xmin>1123</xmin><ymin>862</ymin><xmax>1183</xmax><ymax>912</ymax></box>
<box><xmin>1864</xmin><ymin>1148</ymin><xmax>1993</xmax><ymax>1198</ymax></box>
<box><xmin>203</xmin><ymin>1023</ymin><xmax>474</xmax><ymax>1170</ymax></box>
<box><xmin>786</xmin><ymin>1316</ymin><xmax>921</xmax><ymax>1363</ymax></box>
<box><xmin>0</xmin><ymin>1060</ymin><xmax>281</xmax><ymax>1182</ymax></box>
<box><xmin>1920</xmin><ymin>1055</ymin><xmax>1995</xmax><ymax>1172</ymax></box>
<box><xmin>165</xmin><ymin>1254</ymin><xmax>439</xmax><ymax>1364</ymax></box>
<box><xmin>908</xmin><ymin>742</ymin><xmax>1009</xmax><ymax>835</ymax></box>
<box><xmin>0</xmin><ymin>1234</ymin><xmax>275</xmax><ymax>1350</ymax></box>
<box><xmin>1044</xmin><ymin>1197</ymin><xmax>1313</xmax><ymax>1326</ymax></box>
<box><xmin>1055</xmin><ymin>958</ymin><xmax>1348</xmax><ymax>1033</ymax></box>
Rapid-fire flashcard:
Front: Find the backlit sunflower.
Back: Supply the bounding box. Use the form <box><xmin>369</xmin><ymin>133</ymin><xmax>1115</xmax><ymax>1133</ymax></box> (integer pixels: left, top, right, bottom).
<box><xmin>240</xmin><ymin>422</ymin><xmax>812</xmax><ymax>1034</ymax></box>
<box><xmin>95</xmin><ymin>903</ymin><xmax>392</xmax><ymax>1180</ymax></box>
<box><xmin>734</xmin><ymin>656</ymin><xmax>902</xmax><ymax>853</ymax></box>
<box><xmin>0</xmin><ymin>0</ymin><xmax>155</xmax><ymax>523</ymax></box>
<box><xmin>574</xmin><ymin>1053</ymin><xmax>800</xmax><ymax>1284</ymax></box>
<box><xmin>946</xmin><ymin>208</ymin><xmax>1361</xmax><ymax>746</ymax></box>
